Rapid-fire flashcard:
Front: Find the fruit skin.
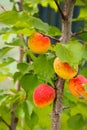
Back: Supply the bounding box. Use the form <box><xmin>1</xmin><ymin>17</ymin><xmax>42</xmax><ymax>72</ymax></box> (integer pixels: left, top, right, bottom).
<box><xmin>68</xmin><ymin>75</ymin><xmax>87</xmax><ymax>97</ymax></box>
<box><xmin>33</xmin><ymin>84</ymin><xmax>56</xmax><ymax>108</ymax></box>
<box><xmin>28</xmin><ymin>32</ymin><xmax>51</xmax><ymax>54</ymax></box>
<box><xmin>53</xmin><ymin>57</ymin><xmax>78</xmax><ymax>80</ymax></box>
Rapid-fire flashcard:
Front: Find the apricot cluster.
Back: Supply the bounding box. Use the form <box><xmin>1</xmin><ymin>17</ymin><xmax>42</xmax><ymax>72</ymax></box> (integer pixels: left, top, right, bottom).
<box><xmin>30</xmin><ymin>32</ymin><xmax>87</xmax><ymax>107</ymax></box>
<box><xmin>28</xmin><ymin>32</ymin><xmax>56</xmax><ymax>108</ymax></box>
<box><xmin>53</xmin><ymin>57</ymin><xmax>87</xmax><ymax>98</ymax></box>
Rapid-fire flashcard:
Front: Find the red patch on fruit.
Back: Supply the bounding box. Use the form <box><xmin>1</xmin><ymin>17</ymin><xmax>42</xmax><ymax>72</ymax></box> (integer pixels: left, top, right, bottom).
<box><xmin>33</xmin><ymin>84</ymin><xmax>55</xmax><ymax>108</ymax></box>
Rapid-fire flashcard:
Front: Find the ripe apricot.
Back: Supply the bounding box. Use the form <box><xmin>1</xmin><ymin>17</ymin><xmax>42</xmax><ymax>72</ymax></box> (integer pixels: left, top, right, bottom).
<box><xmin>28</xmin><ymin>32</ymin><xmax>51</xmax><ymax>54</ymax></box>
<box><xmin>68</xmin><ymin>75</ymin><xmax>87</xmax><ymax>98</ymax></box>
<box><xmin>53</xmin><ymin>57</ymin><xmax>78</xmax><ymax>80</ymax></box>
<box><xmin>33</xmin><ymin>84</ymin><xmax>55</xmax><ymax>108</ymax></box>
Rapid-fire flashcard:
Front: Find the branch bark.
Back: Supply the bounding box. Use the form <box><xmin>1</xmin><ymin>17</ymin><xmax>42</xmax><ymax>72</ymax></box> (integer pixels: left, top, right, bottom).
<box><xmin>62</xmin><ymin>0</ymin><xmax>75</xmax><ymax>43</ymax></box>
<box><xmin>51</xmin><ymin>78</ymin><xmax>65</xmax><ymax>130</ymax></box>
<box><xmin>51</xmin><ymin>0</ymin><xmax>76</xmax><ymax>130</ymax></box>
<box><xmin>0</xmin><ymin>4</ymin><xmax>6</xmax><ymax>11</ymax></box>
<box><xmin>72</xmin><ymin>30</ymin><xmax>87</xmax><ymax>36</ymax></box>
<box><xmin>54</xmin><ymin>0</ymin><xmax>66</xmax><ymax>20</ymax></box>
<box><xmin>0</xmin><ymin>116</ymin><xmax>11</xmax><ymax>129</ymax></box>
<box><xmin>10</xmin><ymin>1</ymin><xmax>24</xmax><ymax>130</ymax></box>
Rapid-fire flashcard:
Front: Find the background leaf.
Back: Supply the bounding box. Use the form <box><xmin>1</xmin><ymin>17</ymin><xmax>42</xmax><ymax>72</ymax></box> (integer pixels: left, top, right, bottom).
<box><xmin>67</xmin><ymin>113</ymin><xmax>85</xmax><ymax>130</ymax></box>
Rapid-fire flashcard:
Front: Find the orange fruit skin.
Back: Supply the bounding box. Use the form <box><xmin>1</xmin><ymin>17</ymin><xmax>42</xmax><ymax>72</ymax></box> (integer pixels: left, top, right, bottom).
<box><xmin>33</xmin><ymin>84</ymin><xmax>55</xmax><ymax>108</ymax></box>
<box><xmin>53</xmin><ymin>57</ymin><xmax>78</xmax><ymax>80</ymax></box>
<box><xmin>28</xmin><ymin>32</ymin><xmax>51</xmax><ymax>54</ymax></box>
<box><xmin>68</xmin><ymin>75</ymin><xmax>87</xmax><ymax>97</ymax></box>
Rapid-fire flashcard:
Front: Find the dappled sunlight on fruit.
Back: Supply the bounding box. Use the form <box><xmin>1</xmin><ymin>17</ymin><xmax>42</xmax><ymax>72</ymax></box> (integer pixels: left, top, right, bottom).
<box><xmin>53</xmin><ymin>57</ymin><xmax>78</xmax><ymax>80</ymax></box>
<box><xmin>33</xmin><ymin>84</ymin><xmax>56</xmax><ymax>108</ymax></box>
<box><xmin>68</xmin><ymin>75</ymin><xmax>87</xmax><ymax>98</ymax></box>
<box><xmin>28</xmin><ymin>32</ymin><xmax>51</xmax><ymax>54</ymax></box>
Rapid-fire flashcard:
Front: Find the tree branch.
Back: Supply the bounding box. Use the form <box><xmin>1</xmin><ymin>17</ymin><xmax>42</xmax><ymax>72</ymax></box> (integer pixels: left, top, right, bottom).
<box><xmin>10</xmin><ymin>1</ymin><xmax>23</xmax><ymax>130</ymax></box>
<box><xmin>51</xmin><ymin>78</ymin><xmax>65</xmax><ymax>130</ymax></box>
<box><xmin>41</xmin><ymin>33</ymin><xmax>61</xmax><ymax>42</ymax></box>
<box><xmin>54</xmin><ymin>0</ymin><xmax>67</xmax><ymax>20</ymax></box>
<box><xmin>62</xmin><ymin>0</ymin><xmax>75</xmax><ymax>43</ymax></box>
<box><xmin>72</xmin><ymin>30</ymin><xmax>87</xmax><ymax>36</ymax></box>
<box><xmin>0</xmin><ymin>4</ymin><xmax>6</xmax><ymax>11</ymax></box>
<box><xmin>51</xmin><ymin>0</ymin><xmax>76</xmax><ymax>130</ymax></box>
<box><xmin>0</xmin><ymin>116</ymin><xmax>11</xmax><ymax>129</ymax></box>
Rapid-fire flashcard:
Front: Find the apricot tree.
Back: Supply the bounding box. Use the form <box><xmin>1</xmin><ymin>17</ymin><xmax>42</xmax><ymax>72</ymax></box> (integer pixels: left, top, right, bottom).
<box><xmin>0</xmin><ymin>0</ymin><xmax>87</xmax><ymax>130</ymax></box>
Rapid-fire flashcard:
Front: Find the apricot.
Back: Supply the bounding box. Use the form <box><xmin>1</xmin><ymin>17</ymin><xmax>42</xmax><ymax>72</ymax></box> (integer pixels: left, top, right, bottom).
<box><xmin>33</xmin><ymin>84</ymin><xmax>55</xmax><ymax>108</ymax></box>
<box><xmin>68</xmin><ymin>75</ymin><xmax>87</xmax><ymax>98</ymax></box>
<box><xmin>28</xmin><ymin>32</ymin><xmax>51</xmax><ymax>54</ymax></box>
<box><xmin>53</xmin><ymin>57</ymin><xmax>78</xmax><ymax>80</ymax></box>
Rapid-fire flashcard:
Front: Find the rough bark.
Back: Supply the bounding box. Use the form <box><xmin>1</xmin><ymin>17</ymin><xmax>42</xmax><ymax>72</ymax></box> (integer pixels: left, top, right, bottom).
<box><xmin>51</xmin><ymin>0</ymin><xmax>76</xmax><ymax>130</ymax></box>
<box><xmin>62</xmin><ymin>0</ymin><xmax>76</xmax><ymax>43</ymax></box>
<box><xmin>51</xmin><ymin>78</ymin><xmax>65</xmax><ymax>130</ymax></box>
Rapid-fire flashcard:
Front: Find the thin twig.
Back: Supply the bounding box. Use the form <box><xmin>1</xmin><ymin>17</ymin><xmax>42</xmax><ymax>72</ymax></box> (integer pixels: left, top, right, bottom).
<box><xmin>0</xmin><ymin>4</ymin><xmax>6</xmax><ymax>11</ymax></box>
<box><xmin>62</xmin><ymin>106</ymin><xmax>70</xmax><ymax>110</ymax></box>
<box><xmin>54</xmin><ymin>0</ymin><xmax>66</xmax><ymax>20</ymax></box>
<box><xmin>41</xmin><ymin>32</ymin><xmax>61</xmax><ymax>42</ymax></box>
<box><xmin>72</xmin><ymin>0</ymin><xmax>76</xmax><ymax>4</ymax></box>
<box><xmin>73</xmin><ymin>30</ymin><xmax>87</xmax><ymax>36</ymax></box>
<box><xmin>10</xmin><ymin>1</ymin><xmax>23</xmax><ymax>130</ymax></box>
<box><xmin>0</xmin><ymin>116</ymin><xmax>11</xmax><ymax>129</ymax></box>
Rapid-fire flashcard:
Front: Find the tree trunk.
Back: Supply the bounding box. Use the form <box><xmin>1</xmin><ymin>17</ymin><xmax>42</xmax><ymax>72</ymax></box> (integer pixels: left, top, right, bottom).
<box><xmin>51</xmin><ymin>0</ymin><xmax>76</xmax><ymax>130</ymax></box>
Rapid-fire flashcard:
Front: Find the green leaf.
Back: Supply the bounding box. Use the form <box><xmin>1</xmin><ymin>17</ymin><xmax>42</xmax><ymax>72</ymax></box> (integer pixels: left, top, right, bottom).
<box><xmin>78</xmin><ymin>7</ymin><xmax>87</xmax><ymax>20</ymax></box>
<box><xmin>23</xmin><ymin>100</ymin><xmax>34</xmax><ymax>116</ymax></box>
<box><xmin>0</xmin><ymin>27</ymin><xmax>10</xmax><ymax>35</ymax></box>
<box><xmin>23</xmin><ymin>100</ymin><xmax>38</xmax><ymax>129</ymax></box>
<box><xmin>17</xmin><ymin>63</ymin><xmax>29</xmax><ymax>73</ymax></box>
<box><xmin>0</xmin><ymin>11</ymin><xmax>60</xmax><ymax>36</ymax></box>
<box><xmin>5</xmin><ymin>37</ymin><xmax>25</xmax><ymax>46</ymax></box>
<box><xmin>53</xmin><ymin>41</ymin><xmax>84</xmax><ymax>66</ymax></box>
<box><xmin>80</xmin><ymin>66</ymin><xmax>87</xmax><ymax>77</ymax></box>
<box><xmin>28</xmin><ymin>16</ymin><xmax>60</xmax><ymax>35</ymax></box>
<box><xmin>29</xmin><ymin>111</ymin><xmax>39</xmax><ymax>128</ymax></box>
<box><xmin>54</xmin><ymin>43</ymin><xmax>72</xmax><ymax>63</ymax></box>
<box><xmin>13</xmin><ymin>72</ymin><xmax>22</xmax><ymax>82</ymax></box>
<box><xmin>0</xmin><ymin>57</ymin><xmax>15</xmax><ymax>67</ymax></box>
<box><xmin>26</xmin><ymin>111</ymin><xmax>39</xmax><ymax>129</ymax></box>
<box><xmin>48</xmin><ymin>26</ymin><xmax>61</xmax><ymax>36</ymax></box>
<box><xmin>20</xmin><ymin>73</ymin><xmax>41</xmax><ymax>95</ymax></box>
<box><xmin>0</xmin><ymin>11</ymin><xmax>28</xmax><ymax>25</ymax></box>
<box><xmin>26</xmin><ymin>49</ymin><xmax>37</xmax><ymax>61</ymax></box>
<box><xmin>76</xmin><ymin>0</ymin><xmax>87</xmax><ymax>5</ymax></box>
<box><xmin>67</xmin><ymin>113</ymin><xmax>85</xmax><ymax>130</ymax></box>
<box><xmin>83</xmin><ymin>46</ymin><xmax>87</xmax><ymax>60</ymax></box>
<box><xmin>0</xmin><ymin>47</ymin><xmax>12</xmax><ymax>58</ymax></box>
<box><xmin>33</xmin><ymin>55</ymin><xmax>55</xmax><ymax>85</ymax></box>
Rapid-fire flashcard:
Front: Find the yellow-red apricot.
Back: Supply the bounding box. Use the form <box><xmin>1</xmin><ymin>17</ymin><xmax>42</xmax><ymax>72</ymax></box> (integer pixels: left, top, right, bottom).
<box><xmin>53</xmin><ymin>57</ymin><xmax>78</xmax><ymax>80</ymax></box>
<box><xmin>28</xmin><ymin>32</ymin><xmax>51</xmax><ymax>54</ymax></box>
<box><xmin>33</xmin><ymin>84</ymin><xmax>55</xmax><ymax>108</ymax></box>
<box><xmin>68</xmin><ymin>75</ymin><xmax>87</xmax><ymax>97</ymax></box>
